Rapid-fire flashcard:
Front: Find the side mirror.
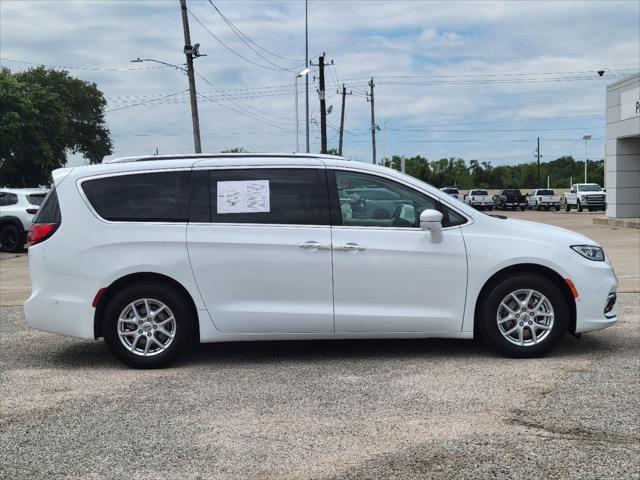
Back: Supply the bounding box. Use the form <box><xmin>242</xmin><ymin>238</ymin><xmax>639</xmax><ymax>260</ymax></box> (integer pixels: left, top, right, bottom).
<box><xmin>420</xmin><ymin>209</ymin><xmax>443</xmax><ymax>231</ymax></box>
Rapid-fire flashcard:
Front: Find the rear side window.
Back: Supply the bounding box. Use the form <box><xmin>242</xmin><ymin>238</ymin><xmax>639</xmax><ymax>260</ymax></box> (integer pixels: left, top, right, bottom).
<box><xmin>82</xmin><ymin>171</ymin><xmax>191</xmax><ymax>222</ymax></box>
<box><xmin>27</xmin><ymin>193</ymin><xmax>47</xmax><ymax>205</ymax></box>
<box><xmin>206</xmin><ymin>168</ymin><xmax>330</xmax><ymax>225</ymax></box>
<box><xmin>34</xmin><ymin>189</ymin><xmax>61</xmax><ymax>223</ymax></box>
<box><xmin>0</xmin><ymin>193</ymin><xmax>18</xmax><ymax>206</ymax></box>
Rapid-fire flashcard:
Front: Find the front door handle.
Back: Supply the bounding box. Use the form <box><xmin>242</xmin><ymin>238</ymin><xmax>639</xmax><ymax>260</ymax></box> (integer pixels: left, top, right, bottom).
<box><xmin>297</xmin><ymin>241</ymin><xmax>331</xmax><ymax>250</ymax></box>
<box><xmin>335</xmin><ymin>242</ymin><xmax>367</xmax><ymax>252</ymax></box>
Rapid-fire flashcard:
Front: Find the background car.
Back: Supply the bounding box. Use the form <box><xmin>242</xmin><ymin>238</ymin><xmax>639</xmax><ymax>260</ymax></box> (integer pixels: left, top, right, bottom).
<box><xmin>564</xmin><ymin>183</ymin><xmax>606</xmax><ymax>212</ymax></box>
<box><xmin>464</xmin><ymin>189</ymin><xmax>493</xmax><ymax>210</ymax></box>
<box><xmin>493</xmin><ymin>189</ymin><xmax>527</xmax><ymax>211</ymax></box>
<box><xmin>440</xmin><ymin>187</ymin><xmax>460</xmax><ymax>199</ymax></box>
<box><xmin>527</xmin><ymin>189</ymin><xmax>562</xmax><ymax>211</ymax></box>
<box><xmin>0</xmin><ymin>188</ymin><xmax>48</xmax><ymax>252</ymax></box>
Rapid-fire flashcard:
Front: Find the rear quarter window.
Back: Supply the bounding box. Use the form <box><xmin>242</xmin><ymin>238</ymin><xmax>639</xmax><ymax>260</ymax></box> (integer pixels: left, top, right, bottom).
<box><xmin>27</xmin><ymin>193</ymin><xmax>47</xmax><ymax>206</ymax></box>
<box><xmin>33</xmin><ymin>189</ymin><xmax>61</xmax><ymax>223</ymax></box>
<box><xmin>82</xmin><ymin>171</ymin><xmax>191</xmax><ymax>222</ymax></box>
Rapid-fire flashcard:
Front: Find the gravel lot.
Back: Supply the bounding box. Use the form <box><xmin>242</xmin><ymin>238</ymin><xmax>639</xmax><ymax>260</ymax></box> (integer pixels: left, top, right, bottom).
<box><xmin>1</xmin><ymin>294</ymin><xmax>638</xmax><ymax>479</ymax></box>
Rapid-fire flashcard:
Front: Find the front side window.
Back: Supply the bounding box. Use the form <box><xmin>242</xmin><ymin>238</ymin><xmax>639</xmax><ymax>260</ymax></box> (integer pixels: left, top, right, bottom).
<box><xmin>207</xmin><ymin>168</ymin><xmax>330</xmax><ymax>225</ymax></box>
<box><xmin>333</xmin><ymin>170</ymin><xmax>465</xmax><ymax>228</ymax></box>
<box><xmin>82</xmin><ymin>171</ymin><xmax>191</xmax><ymax>222</ymax></box>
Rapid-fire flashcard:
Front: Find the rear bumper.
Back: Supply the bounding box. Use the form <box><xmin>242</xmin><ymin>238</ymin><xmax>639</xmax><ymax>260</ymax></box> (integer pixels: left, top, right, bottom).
<box><xmin>24</xmin><ymin>247</ymin><xmax>97</xmax><ymax>340</ymax></box>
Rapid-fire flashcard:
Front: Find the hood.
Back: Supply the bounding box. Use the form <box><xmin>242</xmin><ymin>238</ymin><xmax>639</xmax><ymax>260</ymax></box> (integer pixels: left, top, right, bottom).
<box><xmin>486</xmin><ymin>216</ymin><xmax>599</xmax><ymax>248</ymax></box>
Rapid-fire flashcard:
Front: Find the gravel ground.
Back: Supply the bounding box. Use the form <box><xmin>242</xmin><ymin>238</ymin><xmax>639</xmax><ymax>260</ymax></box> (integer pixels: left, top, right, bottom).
<box><xmin>1</xmin><ymin>295</ymin><xmax>638</xmax><ymax>480</ymax></box>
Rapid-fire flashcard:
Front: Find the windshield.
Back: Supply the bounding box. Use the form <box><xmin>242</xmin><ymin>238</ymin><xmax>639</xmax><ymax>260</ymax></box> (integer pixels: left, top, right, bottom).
<box><xmin>27</xmin><ymin>193</ymin><xmax>47</xmax><ymax>205</ymax></box>
<box><xmin>578</xmin><ymin>184</ymin><xmax>602</xmax><ymax>192</ymax></box>
<box><xmin>471</xmin><ymin>190</ymin><xmax>488</xmax><ymax>195</ymax></box>
<box><xmin>537</xmin><ymin>190</ymin><xmax>555</xmax><ymax>195</ymax></box>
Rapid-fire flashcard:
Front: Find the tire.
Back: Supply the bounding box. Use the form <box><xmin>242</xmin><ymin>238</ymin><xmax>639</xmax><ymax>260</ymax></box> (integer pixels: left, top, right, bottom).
<box><xmin>102</xmin><ymin>282</ymin><xmax>195</xmax><ymax>368</ymax></box>
<box><xmin>520</xmin><ymin>206</ymin><xmax>526</xmax><ymax>211</ymax></box>
<box><xmin>565</xmin><ymin>202</ymin><xmax>571</xmax><ymax>212</ymax></box>
<box><xmin>488</xmin><ymin>206</ymin><xmax>493</xmax><ymax>211</ymax></box>
<box><xmin>555</xmin><ymin>206</ymin><xmax>561</xmax><ymax>211</ymax></box>
<box><xmin>478</xmin><ymin>274</ymin><xmax>569</xmax><ymax>358</ymax></box>
<box><xmin>0</xmin><ymin>224</ymin><xmax>24</xmax><ymax>253</ymax></box>
<box><xmin>577</xmin><ymin>200</ymin><xmax>583</xmax><ymax>212</ymax></box>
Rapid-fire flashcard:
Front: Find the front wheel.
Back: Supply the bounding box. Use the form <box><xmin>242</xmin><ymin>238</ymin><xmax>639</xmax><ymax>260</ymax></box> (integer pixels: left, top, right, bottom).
<box><xmin>577</xmin><ymin>200</ymin><xmax>583</xmax><ymax>212</ymax></box>
<box><xmin>565</xmin><ymin>202</ymin><xmax>571</xmax><ymax>212</ymax></box>
<box><xmin>102</xmin><ymin>282</ymin><xmax>195</xmax><ymax>368</ymax></box>
<box><xmin>478</xmin><ymin>274</ymin><xmax>569</xmax><ymax>358</ymax></box>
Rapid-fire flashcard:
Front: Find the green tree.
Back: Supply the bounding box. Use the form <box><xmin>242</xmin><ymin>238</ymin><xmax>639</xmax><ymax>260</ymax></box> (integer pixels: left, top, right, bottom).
<box><xmin>1</xmin><ymin>67</ymin><xmax>112</xmax><ymax>186</ymax></box>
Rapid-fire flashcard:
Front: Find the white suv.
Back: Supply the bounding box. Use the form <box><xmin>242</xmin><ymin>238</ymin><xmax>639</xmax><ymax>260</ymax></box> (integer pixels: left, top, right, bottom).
<box><xmin>0</xmin><ymin>188</ymin><xmax>48</xmax><ymax>252</ymax></box>
<box><xmin>25</xmin><ymin>154</ymin><xmax>618</xmax><ymax>368</ymax></box>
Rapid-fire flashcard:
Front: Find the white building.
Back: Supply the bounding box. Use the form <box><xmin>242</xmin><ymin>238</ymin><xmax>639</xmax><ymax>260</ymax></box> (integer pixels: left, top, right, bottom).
<box><xmin>606</xmin><ymin>74</ymin><xmax>640</xmax><ymax>218</ymax></box>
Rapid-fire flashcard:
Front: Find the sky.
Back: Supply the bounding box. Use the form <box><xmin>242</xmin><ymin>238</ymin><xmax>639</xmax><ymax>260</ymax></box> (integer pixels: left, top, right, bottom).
<box><xmin>1</xmin><ymin>0</ymin><xmax>639</xmax><ymax>167</ymax></box>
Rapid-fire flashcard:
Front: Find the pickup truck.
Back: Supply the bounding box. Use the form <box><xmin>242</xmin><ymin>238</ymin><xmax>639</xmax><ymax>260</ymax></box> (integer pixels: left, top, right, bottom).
<box><xmin>493</xmin><ymin>189</ymin><xmax>527</xmax><ymax>210</ymax></box>
<box><xmin>464</xmin><ymin>189</ymin><xmax>493</xmax><ymax>210</ymax></box>
<box><xmin>527</xmin><ymin>189</ymin><xmax>562</xmax><ymax>211</ymax></box>
<box><xmin>564</xmin><ymin>183</ymin><xmax>606</xmax><ymax>212</ymax></box>
<box><xmin>440</xmin><ymin>187</ymin><xmax>460</xmax><ymax>200</ymax></box>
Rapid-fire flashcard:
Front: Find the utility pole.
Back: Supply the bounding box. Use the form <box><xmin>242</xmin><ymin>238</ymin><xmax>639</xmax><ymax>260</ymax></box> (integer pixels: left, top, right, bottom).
<box><xmin>305</xmin><ymin>0</ymin><xmax>309</xmax><ymax>153</ymax></box>
<box><xmin>337</xmin><ymin>84</ymin><xmax>352</xmax><ymax>156</ymax></box>
<box><xmin>534</xmin><ymin>137</ymin><xmax>542</xmax><ymax>187</ymax></box>
<box><xmin>310</xmin><ymin>53</ymin><xmax>332</xmax><ymax>154</ymax></box>
<box><xmin>179</xmin><ymin>0</ymin><xmax>202</xmax><ymax>153</ymax></box>
<box><xmin>367</xmin><ymin>77</ymin><xmax>377</xmax><ymax>164</ymax></box>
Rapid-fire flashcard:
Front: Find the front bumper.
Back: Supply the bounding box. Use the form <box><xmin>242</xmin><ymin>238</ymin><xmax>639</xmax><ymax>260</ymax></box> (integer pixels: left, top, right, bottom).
<box><xmin>570</xmin><ymin>256</ymin><xmax>619</xmax><ymax>333</ymax></box>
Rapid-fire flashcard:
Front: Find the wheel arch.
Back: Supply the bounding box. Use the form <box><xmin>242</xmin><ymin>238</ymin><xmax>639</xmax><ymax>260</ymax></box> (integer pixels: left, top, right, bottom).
<box><xmin>94</xmin><ymin>272</ymin><xmax>200</xmax><ymax>341</ymax></box>
<box><xmin>0</xmin><ymin>216</ymin><xmax>25</xmax><ymax>230</ymax></box>
<box><xmin>473</xmin><ymin>263</ymin><xmax>577</xmax><ymax>334</ymax></box>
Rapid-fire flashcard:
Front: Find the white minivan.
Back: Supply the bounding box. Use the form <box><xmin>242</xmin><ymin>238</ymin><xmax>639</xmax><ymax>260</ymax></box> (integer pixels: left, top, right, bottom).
<box><xmin>25</xmin><ymin>154</ymin><xmax>618</xmax><ymax>368</ymax></box>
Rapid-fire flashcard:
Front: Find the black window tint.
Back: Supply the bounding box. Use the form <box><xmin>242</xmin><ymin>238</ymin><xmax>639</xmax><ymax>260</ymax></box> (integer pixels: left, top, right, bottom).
<box><xmin>27</xmin><ymin>193</ymin><xmax>47</xmax><ymax>206</ymax></box>
<box><xmin>2</xmin><ymin>193</ymin><xmax>18</xmax><ymax>206</ymax></box>
<box><xmin>83</xmin><ymin>171</ymin><xmax>190</xmax><ymax>222</ymax></box>
<box><xmin>209</xmin><ymin>168</ymin><xmax>330</xmax><ymax>225</ymax></box>
<box><xmin>34</xmin><ymin>188</ymin><xmax>61</xmax><ymax>223</ymax></box>
<box><xmin>189</xmin><ymin>170</ymin><xmax>211</xmax><ymax>223</ymax></box>
<box><xmin>537</xmin><ymin>189</ymin><xmax>554</xmax><ymax>195</ymax></box>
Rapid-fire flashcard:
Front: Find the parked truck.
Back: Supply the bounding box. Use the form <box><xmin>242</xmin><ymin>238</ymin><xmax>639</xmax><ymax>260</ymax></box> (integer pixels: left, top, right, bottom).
<box><xmin>464</xmin><ymin>189</ymin><xmax>493</xmax><ymax>210</ymax></box>
<box><xmin>493</xmin><ymin>189</ymin><xmax>527</xmax><ymax>210</ymax></box>
<box><xmin>564</xmin><ymin>183</ymin><xmax>606</xmax><ymax>212</ymax></box>
<box><xmin>527</xmin><ymin>189</ymin><xmax>562</xmax><ymax>211</ymax></box>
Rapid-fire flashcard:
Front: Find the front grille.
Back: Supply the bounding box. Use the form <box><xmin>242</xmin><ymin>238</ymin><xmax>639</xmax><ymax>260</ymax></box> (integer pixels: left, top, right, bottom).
<box><xmin>586</xmin><ymin>195</ymin><xmax>605</xmax><ymax>204</ymax></box>
<box><xmin>604</xmin><ymin>293</ymin><xmax>617</xmax><ymax>314</ymax></box>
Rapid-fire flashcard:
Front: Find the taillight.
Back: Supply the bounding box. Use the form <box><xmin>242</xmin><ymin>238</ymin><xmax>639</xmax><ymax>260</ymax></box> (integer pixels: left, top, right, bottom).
<box><xmin>26</xmin><ymin>208</ymin><xmax>38</xmax><ymax>215</ymax></box>
<box><xmin>27</xmin><ymin>223</ymin><xmax>59</xmax><ymax>246</ymax></box>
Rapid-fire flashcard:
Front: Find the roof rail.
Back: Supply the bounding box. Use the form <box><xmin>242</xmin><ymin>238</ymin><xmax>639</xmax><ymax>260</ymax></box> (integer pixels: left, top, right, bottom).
<box><xmin>104</xmin><ymin>152</ymin><xmax>346</xmax><ymax>164</ymax></box>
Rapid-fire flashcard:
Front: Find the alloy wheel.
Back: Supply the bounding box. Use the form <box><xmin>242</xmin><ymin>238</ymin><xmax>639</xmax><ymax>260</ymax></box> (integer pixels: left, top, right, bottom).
<box><xmin>496</xmin><ymin>289</ymin><xmax>554</xmax><ymax>347</ymax></box>
<box><xmin>117</xmin><ymin>298</ymin><xmax>176</xmax><ymax>356</ymax></box>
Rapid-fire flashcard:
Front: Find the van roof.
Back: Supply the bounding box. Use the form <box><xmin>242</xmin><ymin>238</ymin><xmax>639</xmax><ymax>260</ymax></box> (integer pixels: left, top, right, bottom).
<box><xmin>104</xmin><ymin>152</ymin><xmax>347</xmax><ymax>164</ymax></box>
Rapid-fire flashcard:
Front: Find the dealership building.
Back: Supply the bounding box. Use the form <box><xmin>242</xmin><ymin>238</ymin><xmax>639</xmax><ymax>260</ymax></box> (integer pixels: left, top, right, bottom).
<box><xmin>606</xmin><ymin>74</ymin><xmax>640</xmax><ymax>218</ymax></box>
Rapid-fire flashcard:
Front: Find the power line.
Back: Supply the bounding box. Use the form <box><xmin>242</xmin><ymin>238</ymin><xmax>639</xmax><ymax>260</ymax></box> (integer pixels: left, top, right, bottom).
<box><xmin>0</xmin><ymin>57</ymin><xmax>171</xmax><ymax>72</ymax></box>
<box><xmin>207</xmin><ymin>0</ymin><xmax>304</xmax><ymax>64</ymax></box>
<box><xmin>187</xmin><ymin>9</ymin><xmax>297</xmax><ymax>73</ymax></box>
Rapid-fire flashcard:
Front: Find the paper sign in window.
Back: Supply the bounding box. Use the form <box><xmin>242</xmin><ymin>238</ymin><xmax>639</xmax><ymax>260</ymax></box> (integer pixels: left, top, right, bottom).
<box><xmin>217</xmin><ymin>180</ymin><xmax>270</xmax><ymax>214</ymax></box>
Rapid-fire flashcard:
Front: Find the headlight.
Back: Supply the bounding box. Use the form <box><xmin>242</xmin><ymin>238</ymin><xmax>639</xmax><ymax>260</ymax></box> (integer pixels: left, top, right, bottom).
<box><xmin>571</xmin><ymin>245</ymin><xmax>605</xmax><ymax>261</ymax></box>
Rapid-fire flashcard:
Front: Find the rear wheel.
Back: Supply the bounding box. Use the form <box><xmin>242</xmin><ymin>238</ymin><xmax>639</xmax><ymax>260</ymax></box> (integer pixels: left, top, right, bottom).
<box><xmin>479</xmin><ymin>274</ymin><xmax>569</xmax><ymax>358</ymax></box>
<box><xmin>555</xmin><ymin>206</ymin><xmax>561</xmax><ymax>211</ymax></box>
<box><xmin>0</xmin><ymin>224</ymin><xmax>24</xmax><ymax>253</ymax></box>
<box><xmin>102</xmin><ymin>282</ymin><xmax>194</xmax><ymax>368</ymax></box>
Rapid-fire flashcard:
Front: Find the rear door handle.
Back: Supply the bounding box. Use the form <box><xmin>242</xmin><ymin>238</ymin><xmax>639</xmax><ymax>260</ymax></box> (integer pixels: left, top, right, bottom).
<box><xmin>335</xmin><ymin>242</ymin><xmax>367</xmax><ymax>252</ymax></box>
<box><xmin>297</xmin><ymin>241</ymin><xmax>331</xmax><ymax>250</ymax></box>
